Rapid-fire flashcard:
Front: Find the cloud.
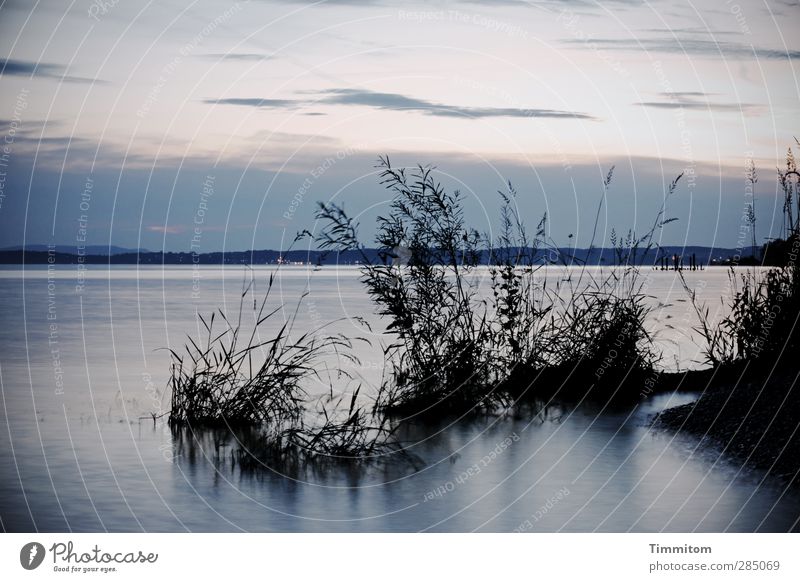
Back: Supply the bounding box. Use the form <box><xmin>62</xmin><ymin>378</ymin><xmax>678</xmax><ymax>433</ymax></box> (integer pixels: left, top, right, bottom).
<box><xmin>203</xmin><ymin>97</ymin><xmax>298</xmax><ymax>108</ymax></box>
<box><xmin>0</xmin><ymin>118</ymin><xmax>59</xmax><ymax>132</ymax></box>
<box><xmin>5</xmin><ymin>122</ymin><xmax>352</xmax><ymax>174</ymax></box>
<box><xmin>634</xmin><ymin>92</ymin><xmax>761</xmax><ymax>114</ymax></box>
<box><xmin>274</xmin><ymin>0</ymin><xmax>642</xmax><ymax>6</ymax></box>
<box><xmin>271</xmin><ymin>0</ymin><xmax>386</xmax><ymax>4</ymax></box>
<box><xmin>457</xmin><ymin>0</ymin><xmax>538</xmax><ymax>5</ymax></box>
<box><xmin>660</xmin><ymin>91</ymin><xmax>709</xmax><ymax>98</ymax></box>
<box><xmin>643</xmin><ymin>27</ymin><xmax>737</xmax><ymax>36</ymax></box>
<box><xmin>146</xmin><ymin>225</ymin><xmax>186</xmax><ymax>235</ymax></box>
<box><xmin>462</xmin><ymin>0</ymin><xmax>647</xmax><ymax>6</ymax></box>
<box><xmin>562</xmin><ymin>38</ymin><xmax>800</xmax><ymax>60</ymax></box>
<box><xmin>0</xmin><ymin>58</ymin><xmax>106</xmax><ymax>84</ymax></box>
<box><xmin>205</xmin><ymin>88</ymin><xmax>597</xmax><ymax>120</ymax></box>
<box><xmin>321</xmin><ymin>88</ymin><xmax>596</xmax><ymax>119</ymax></box>
<box><xmin>195</xmin><ymin>53</ymin><xmax>272</xmax><ymax>61</ymax></box>
<box><xmin>1</xmin><ymin>59</ymin><xmax>60</xmax><ymax>76</ymax></box>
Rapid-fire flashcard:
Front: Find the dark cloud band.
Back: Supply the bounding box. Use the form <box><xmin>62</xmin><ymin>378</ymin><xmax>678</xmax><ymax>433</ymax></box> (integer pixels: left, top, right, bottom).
<box><xmin>205</xmin><ymin>88</ymin><xmax>596</xmax><ymax>120</ymax></box>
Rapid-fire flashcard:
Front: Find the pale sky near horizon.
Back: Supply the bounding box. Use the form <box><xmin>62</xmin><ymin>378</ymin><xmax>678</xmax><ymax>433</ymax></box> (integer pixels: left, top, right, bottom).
<box><xmin>0</xmin><ymin>0</ymin><xmax>798</xmax><ymax>251</ymax></box>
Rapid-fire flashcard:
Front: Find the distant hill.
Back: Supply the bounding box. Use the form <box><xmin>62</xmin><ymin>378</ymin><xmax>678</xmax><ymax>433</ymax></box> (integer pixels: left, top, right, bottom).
<box><xmin>1</xmin><ymin>244</ymin><xmax>149</xmax><ymax>255</ymax></box>
<box><xmin>0</xmin><ymin>245</ymin><xmax>761</xmax><ymax>266</ymax></box>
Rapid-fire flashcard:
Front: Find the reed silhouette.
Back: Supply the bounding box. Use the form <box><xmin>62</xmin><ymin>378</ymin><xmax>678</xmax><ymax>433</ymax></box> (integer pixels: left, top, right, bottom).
<box><xmin>310</xmin><ymin>157</ymin><xmax>679</xmax><ymax>416</ymax></box>
<box><xmin>167</xmin><ymin>271</ymin><xmax>407</xmax><ymax>468</ymax></box>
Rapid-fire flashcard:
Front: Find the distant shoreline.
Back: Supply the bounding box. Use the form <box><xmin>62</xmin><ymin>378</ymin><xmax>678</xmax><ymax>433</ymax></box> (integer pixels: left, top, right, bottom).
<box><xmin>0</xmin><ymin>245</ymin><xmax>761</xmax><ymax>266</ymax></box>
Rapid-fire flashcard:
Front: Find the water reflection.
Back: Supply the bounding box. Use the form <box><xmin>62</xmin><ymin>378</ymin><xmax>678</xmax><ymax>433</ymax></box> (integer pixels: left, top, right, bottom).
<box><xmin>156</xmin><ymin>394</ymin><xmax>799</xmax><ymax>532</ymax></box>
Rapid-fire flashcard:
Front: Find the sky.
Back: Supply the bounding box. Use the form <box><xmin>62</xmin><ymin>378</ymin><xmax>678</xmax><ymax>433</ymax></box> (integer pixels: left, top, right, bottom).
<box><xmin>0</xmin><ymin>0</ymin><xmax>798</xmax><ymax>252</ymax></box>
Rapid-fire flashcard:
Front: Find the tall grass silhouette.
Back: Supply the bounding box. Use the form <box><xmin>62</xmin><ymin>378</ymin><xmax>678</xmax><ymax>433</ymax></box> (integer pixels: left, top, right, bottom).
<box><xmin>310</xmin><ymin>157</ymin><xmax>676</xmax><ymax>416</ymax></box>
<box><xmin>167</xmin><ymin>272</ymin><xmax>405</xmax><ymax>465</ymax></box>
<box><xmin>687</xmin><ymin>142</ymin><xmax>800</xmax><ymax>366</ymax></box>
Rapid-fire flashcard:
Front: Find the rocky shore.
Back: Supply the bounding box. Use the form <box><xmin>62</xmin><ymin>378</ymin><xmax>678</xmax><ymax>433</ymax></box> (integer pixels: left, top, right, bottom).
<box><xmin>653</xmin><ymin>364</ymin><xmax>799</xmax><ymax>485</ymax></box>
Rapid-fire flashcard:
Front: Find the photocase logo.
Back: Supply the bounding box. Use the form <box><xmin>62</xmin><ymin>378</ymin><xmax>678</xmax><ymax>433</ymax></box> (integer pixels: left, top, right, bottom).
<box><xmin>20</xmin><ymin>542</ymin><xmax>46</xmax><ymax>570</ymax></box>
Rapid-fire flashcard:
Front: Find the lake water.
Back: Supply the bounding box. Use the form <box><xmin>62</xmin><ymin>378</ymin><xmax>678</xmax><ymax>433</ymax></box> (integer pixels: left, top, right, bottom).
<box><xmin>1</xmin><ymin>265</ymin><xmax>798</xmax><ymax>532</ymax></box>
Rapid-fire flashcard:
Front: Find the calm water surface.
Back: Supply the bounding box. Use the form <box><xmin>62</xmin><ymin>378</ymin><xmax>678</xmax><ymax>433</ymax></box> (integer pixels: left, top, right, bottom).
<box><xmin>1</xmin><ymin>265</ymin><xmax>797</xmax><ymax>532</ymax></box>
